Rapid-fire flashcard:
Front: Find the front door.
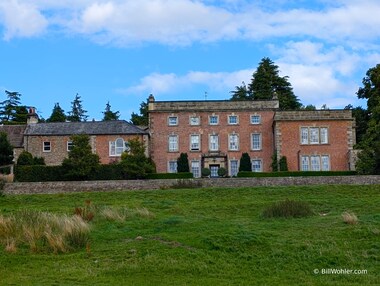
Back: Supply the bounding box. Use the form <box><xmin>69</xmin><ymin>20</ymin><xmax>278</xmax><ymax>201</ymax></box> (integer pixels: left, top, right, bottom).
<box><xmin>210</xmin><ymin>164</ymin><xmax>220</xmax><ymax>178</ymax></box>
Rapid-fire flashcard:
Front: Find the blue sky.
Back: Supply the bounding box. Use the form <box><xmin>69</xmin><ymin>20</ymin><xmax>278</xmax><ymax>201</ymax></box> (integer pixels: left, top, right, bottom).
<box><xmin>1</xmin><ymin>0</ymin><xmax>380</xmax><ymax>120</ymax></box>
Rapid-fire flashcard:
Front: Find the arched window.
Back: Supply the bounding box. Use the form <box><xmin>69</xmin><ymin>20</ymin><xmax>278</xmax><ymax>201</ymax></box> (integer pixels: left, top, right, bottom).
<box><xmin>109</xmin><ymin>138</ymin><xmax>128</xmax><ymax>156</ymax></box>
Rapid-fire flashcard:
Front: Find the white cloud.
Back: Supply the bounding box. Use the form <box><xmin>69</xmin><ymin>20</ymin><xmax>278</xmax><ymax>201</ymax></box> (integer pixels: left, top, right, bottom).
<box><xmin>1</xmin><ymin>0</ymin><xmax>379</xmax><ymax>46</ymax></box>
<box><xmin>122</xmin><ymin>69</ymin><xmax>252</xmax><ymax>96</ymax></box>
<box><xmin>0</xmin><ymin>0</ymin><xmax>48</xmax><ymax>40</ymax></box>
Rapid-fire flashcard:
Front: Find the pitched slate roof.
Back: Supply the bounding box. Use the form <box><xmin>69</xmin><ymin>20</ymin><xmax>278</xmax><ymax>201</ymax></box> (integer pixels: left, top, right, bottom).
<box><xmin>24</xmin><ymin>120</ymin><xmax>148</xmax><ymax>136</ymax></box>
<box><xmin>0</xmin><ymin>125</ymin><xmax>26</xmax><ymax>148</ymax></box>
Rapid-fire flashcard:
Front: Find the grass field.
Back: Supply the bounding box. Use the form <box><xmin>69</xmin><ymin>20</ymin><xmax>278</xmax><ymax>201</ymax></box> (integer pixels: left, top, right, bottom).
<box><xmin>0</xmin><ymin>185</ymin><xmax>379</xmax><ymax>285</ymax></box>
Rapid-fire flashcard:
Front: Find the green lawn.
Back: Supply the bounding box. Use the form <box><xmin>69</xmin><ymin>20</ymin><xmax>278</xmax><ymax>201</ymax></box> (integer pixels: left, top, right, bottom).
<box><xmin>0</xmin><ymin>185</ymin><xmax>379</xmax><ymax>285</ymax></box>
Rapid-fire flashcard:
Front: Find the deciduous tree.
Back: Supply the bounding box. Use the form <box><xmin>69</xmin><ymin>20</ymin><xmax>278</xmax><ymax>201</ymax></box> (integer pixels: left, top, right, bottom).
<box><xmin>355</xmin><ymin>64</ymin><xmax>380</xmax><ymax>174</ymax></box>
<box><xmin>130</xmin><ymin>99</ymin><xmax>148</xmax><ymax>126</ymax></box>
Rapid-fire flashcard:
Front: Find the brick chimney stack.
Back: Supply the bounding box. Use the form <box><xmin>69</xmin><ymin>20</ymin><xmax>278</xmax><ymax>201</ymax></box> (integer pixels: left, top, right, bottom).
<box><xmin>27</xmin><ymin>107</ymin><xmax>38</xmax><ymax>124</ymax></box>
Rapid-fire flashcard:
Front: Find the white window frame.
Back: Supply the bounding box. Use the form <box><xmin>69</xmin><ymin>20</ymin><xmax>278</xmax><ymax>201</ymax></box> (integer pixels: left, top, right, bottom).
<box><xmin>301</xmin><ymin>155</ymin><xmax>330</xmax><ymax>171</ymax></box>
<box><xmin>109</xmin><ymin>138</ymin><xmax>128</xmax><ymax>156</ymax></box>
<box><xmin>43</xmin><ymin>141</ymin><xmax>51</xmax><ymax>152</ymax></box>
<box><xmin>230</xmin><ymin>160</ymin><xmax>239</xmax><ymax>177</ymax></box>
<box><xmin>251</xmin><ymin>159</ymin><xmax>262</xmax><ymax>172</ymax></box>
<box><xmin>209</xmin><ymin>134</ymin><xmax>219</xmax><ymax>151</ymax></box>
<box><xmin>191</xmin><ymin>161</ymin><xmax>201</xmax><ymax>178</ymax></box>
<box><xmin>301</xmin><ymin>127</ymin><xmax>309</xmax><ymax>145</ymax></box>
<box><xmin>168</xmin><ymin>161</ymin><xmax>178</xmax><ymax>173</ymax></box>
<box><xmin>168</xmin><ymin>116</ymin><xmax>178</xmax><ymax>126</ymax></box>
<box><xmin>301</xmin><ymin>127</ymin><xmax>329</xmax><ymax>145</ymax></box>
<box><xmin>190</xmin><ymin>134</ymin><xmax>201</xmax><ymax>151</ymax></box>
<box><xmin>301</xmin><ymin>156</ymin><xmax>310</xmax><ymax>171</ymax></box>
<box><xmin>189</xmin><ymin>116</ymin><xmax>200</xmax><ymax>126</ymax></box>
<box><xmin>209</xmin><ymin>115</ymin><xmax>219</xmax><ymax>125</ymax></box>
<box><xmin>67</xmin><ymin>141</ymin><xmax>74</xmax><ymax>152</ymax></box>
<box><xmin>321</xmin><ymin>155</ymin><xmax>330</xmax><ymax>171</ymax></box>
<box><xmin>251</xmin><ymin>115</ymin><xmax>261</xmax><ymax>125</ymax></box>
<box><xmin>228</xmin><ymin>133</ymin><xmax>239</xmax><ymax>151</ymax></box>
<box><xmin>320</xmin><ymin>127</ymin><xmax>329</xmax><ymax>144</ymax></box>
<box><xmin>228</xmin><ymin>115</ymin><xmax>238</xmax><ymax>125</ymax></box>
<box><xmin>251</xmin><ymin>133</ymin><xmax>262</xmax><ymax>151</ymax></box>
<box><xmin>168</xmin><ymin>135</ymin><xmax>179</xmax><ymax>152</ymax></box>
<box><xmin>309</xmin><ymin>128</ymin><xmax>320</xmax><ymax>144</ymax></box>
<box><xmin>310</xmin><ymin>155</ymin><xmax>321</xmax><ymax>171</ymax></box>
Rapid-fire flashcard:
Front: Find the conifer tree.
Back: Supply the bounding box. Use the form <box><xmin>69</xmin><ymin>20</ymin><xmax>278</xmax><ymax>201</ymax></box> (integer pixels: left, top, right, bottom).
<box><xmin>230</xmin><ymin>58</ymin><xmax>301</xmax><ymax>110</ymax></box>
<box><xmin>67</xmin><ymin>93</ymin><xmax>88</xmax><ymax>122</ymax></box>
<box><xmin>47</xmin><ymin>103</ymin><xmax>66</xmax><ymax>122</ymax></box>
<box><xmin>0</xmin><ymin>132</ymin><xmax>13</xmax><ymax>165</ymax></box>
<box><xmin>0</xmin><ymin>90</ymin><xmax>22</xmax><ymax>123</ymax></box>
<box><xmin>102</xmin><ymin>101</ymin><xmax>120</xmax><ymax>121</ymax></box>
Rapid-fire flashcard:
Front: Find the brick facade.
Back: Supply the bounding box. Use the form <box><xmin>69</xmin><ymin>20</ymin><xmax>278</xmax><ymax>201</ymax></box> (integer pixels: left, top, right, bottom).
<box><xmin>24</xmin><ymin>134</ymin><xmax>147</xmax><ymax>165</ymax></box>
<box><xmin>274</xmin><ymin>111</ymin><xmax>355</xmax><ymax>171</ymax></box>
<box><xmin>149</xmin><ymin>96</ymin><xmax>356</xmax><ymax>175</ymax></box>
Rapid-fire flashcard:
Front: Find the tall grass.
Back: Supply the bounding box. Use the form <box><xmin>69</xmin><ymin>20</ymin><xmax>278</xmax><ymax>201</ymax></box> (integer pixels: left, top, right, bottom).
<box><xmin>262</xmin><ymin>199</ymin><xmax>313</xmax><ymax>218</ymax></box>
<box><xmin>0</xmin><ymin>211</ymin><xmax>90</xmax><ymax>253</ymax></box>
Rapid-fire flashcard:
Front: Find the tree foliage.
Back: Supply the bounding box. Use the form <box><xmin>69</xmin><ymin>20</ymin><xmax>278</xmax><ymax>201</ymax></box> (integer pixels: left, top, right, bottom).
<box><xmin>239</xmin><ymin>153</ymin><xmax>252</xmax><ymax>172</ymax></box>
<box><xmin>177</xmin><ymin>153</ymin><xmax>190</xmax><ymax>173</ymax></box>
<box><xmin>0</xmin><ymin>90</ymin><xmax>28</xmax><ymax>124</ymax></box>
<box><xmin>62</xmin><ymin>134</ymin><xmax>100</xmax><ymax>179</ymax></box>
<box><xmin>119</xmin><ymin>137</ymin><xmax>155</xmax><ymax>179</ymax></box>
<box><xmin>130</xmin><ymin>99</ymin><xmax>149</xmax><ymax>126</ymax></box>
<box><xmin>0</xmin><ymin>132</ymin><xmax>13</xmax><ymax>165</ymax></box>
<box><xmin>102</xmin><ymin>101</ymin><xmax>120</xmax><ymax>121</ymax></box>
<box><xmin>355</xmin><ymin>64</ymin><xmax>380</xmax><ymax>174</ymax></box>
<box><xmin>230</xmin><ymin>58</ymin><xmax>301</xmax><ymax>110</ymax></box>
<box><xmin>47</xmin><ymin>103</ymin><xmax>66</xmax><ymax>122</ymax></box>
<box><xmin>17</xmin><ymin>151</ymin><xmax>45</xmax><ymax>166</ymax></box>
<box><xmin>67</xmin><ymin>94</ymin><xmax>88</xmax><ymax>122</ymax></box>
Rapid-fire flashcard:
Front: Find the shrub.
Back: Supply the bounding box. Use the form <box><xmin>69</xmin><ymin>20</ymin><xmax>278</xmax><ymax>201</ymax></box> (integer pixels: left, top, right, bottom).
<box><xmin>342</xmin><ymin>212</ymin><xmax>358</xmax><ymax>225</ymax></box>
<box><xmin>201</xmin><ymin>168</ymin><xmax>211</xmax><ymax>177</ymax></box>
<box><xmin>217</xmin><ymin>167</ymin><xmax>227</xmax><ymax>177</ymax></box>
<box><xmin>146</xmin><ymin>172</ymin><xmax>193</xmax><ymax>179</ymax></box>
<box><xmin>237</xmin><ymin>171</ymin><xmax>357</xmax><ymax>177</ymax></box>
<box><xmin>262</xmin><ymin>199</ymin><xmax>313</xmax><ymax>218</ymax></box>
<box><xmin>177</xmin><ymin>153</ymin><xmax>190</xmax><ymax>173</ymax></box>
<box><xmin>16</xmin><ymin>151</ymin><xmax>34</xmax><ymax>165</ymax></box>
<box><xmin>239</xmin><ymin>153</ymin><xmax>251</xmax><ymax>172</ymax></box>
<box><xmin>279</xmin><ymin>156</ymin><xmax>288</xmax><ymax>171</ymax></box>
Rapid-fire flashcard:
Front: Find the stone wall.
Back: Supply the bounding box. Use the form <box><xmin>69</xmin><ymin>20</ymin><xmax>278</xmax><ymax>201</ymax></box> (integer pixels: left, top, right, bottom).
<box><xmin>150</xmin><ymin>99</ymin><xmax>280</xmax><ymax>112</ymax></box>
<box><xmin>4</xmin><ymin>176</ymin><xmax>380</xmax><ymax>195</ymax></box>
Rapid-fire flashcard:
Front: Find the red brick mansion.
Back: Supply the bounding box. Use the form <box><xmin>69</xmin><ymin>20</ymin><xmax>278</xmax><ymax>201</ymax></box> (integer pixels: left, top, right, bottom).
<box><xmin>148</xmin><ymin>95</ymin><xmax>356</xmax><ymax>177</ymax></box>
<box><xmin>1</xmin><ymin>95</ymin><xmax>356</xmax><ymax>178</ymax></box>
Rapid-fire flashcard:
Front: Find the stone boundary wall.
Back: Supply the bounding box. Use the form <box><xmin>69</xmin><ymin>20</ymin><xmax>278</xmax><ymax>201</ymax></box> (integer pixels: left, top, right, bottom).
<box><xmin>3</xmin><ymin>176</ymin><xmax>380</xmax><ymax>195</ymax></box>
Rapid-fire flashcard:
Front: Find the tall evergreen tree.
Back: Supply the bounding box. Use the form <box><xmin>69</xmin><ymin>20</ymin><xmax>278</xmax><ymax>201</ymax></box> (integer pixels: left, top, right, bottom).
<box><xmin>102</xmin><ymin>101</ymin><xmax>120</xmax><ymax>121</ymax></box>
<box><xmin>239</xmin><ymin>153</ymin><xmax>252</xmax><ymax>172</ymax></box>
<box><xmin>0</xmin><ymin>132</ymin><xmax>14</xmax><ymax>165</ymax></box>
<box><xmin>230</xmin><ymin>58</ymin><xmax>301</xmax><ymax>110</ymax></box>
<box><xmin>355</xmin><ymin>64</ymin><xmax>380</xmax><ymax>174</ymax></box>
<box><xmin>47</xmin><ymin>103</ymin><xmax>66</xmax><ymax>122</ymax></box>
<box><xmin>130</xmin><ymin>98</ymin><xmax>149</xmax><ymax>126</ymax></box>
<box><xmin>230</xmin><ymin>82</ymin><xmax>251</xmax><ymax>101</ymax></box>
<box><xmin>0</xmin><ymin>90</ymin><xmax>22</xmax><ymax>123</ymax></box>
<box><xmin>177</xmin><ymin>153</ymin><xmax>190</xmax><ymax>173</ymax></box>
<box><xmin>67</xmin><ymin>93</ymin><xmax>88</xmax><ymax>122</ymax></box>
